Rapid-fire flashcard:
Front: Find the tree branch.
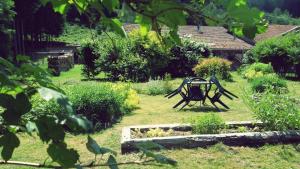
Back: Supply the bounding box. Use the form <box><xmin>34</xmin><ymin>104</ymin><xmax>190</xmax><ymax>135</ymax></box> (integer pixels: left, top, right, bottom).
<box><xmin>0</xmin><ymin>159</ymin><xmax>160</xmax><ymax>168</ymax></box>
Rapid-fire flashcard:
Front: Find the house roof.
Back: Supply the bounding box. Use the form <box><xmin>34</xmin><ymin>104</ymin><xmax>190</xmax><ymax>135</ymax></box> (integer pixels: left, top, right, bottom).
<box><xmin>254</xmin><ymin>24</ymin><xmax>299</xmax><ymax>42</ymax></box>
<box><xmin>123</xmin><ymin>24</ymin><xmax>253</xmax><ymax>51</ymax></box>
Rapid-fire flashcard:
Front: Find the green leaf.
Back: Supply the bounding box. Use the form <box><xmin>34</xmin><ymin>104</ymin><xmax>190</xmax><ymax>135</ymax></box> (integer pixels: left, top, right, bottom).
<box><xmin>38</xmin><ymin>87</ymin><xmax>73</xmax><ymax>114</ymax></box>
<box><xmin>51</xmin><ymin>0</ymin><xmax>70</xmax><ymax>14</ymax></box>
<box><xmin>101</xmin><ymin>17</ymin><xmax>127</xmax><ymax>37</ymax></box>
<box><xmin>66</xmin><ymin>115</ymin><xmax>93</xmax><ymax>133</ymax></box>
<box><xmin>86</xmin><ymin>136</ymin><xmax>117</xmax><ymax>155</ymax></box>
<box><xmin>0</xmin><ymin>93</ymin><xmax>31</xmax><ymax>124</ymax></box>
<box><xmin>47</xmin><ymin>142</ymin><xmax>79</xmax><ymax>168</ymax></box>
<box><xmin>0</xmin><ymin>132</ymin><xmax>20</xmax><ymax>161</ymax></box>
<box><xmin>107</xmin><ymin>155</ymin><xmax>118</xmax><ymax>169</ymax></box>
<box><xmin>26</xmin><ymin>121</ymin><xmax>38</xmax><ymax>133</ymax></box>
<box><xmin>36</xmin><ymin>116</ymin><xmax>65</xmax><ymax>142</ymax></box>
<box><xmin>102</xmin><ymin>0</ymin><xmax>120</xmax><ymax>12</ymax></box>
<box><xmin>86</xmin><ymin>135</ymin><xmax>102</xmax><ymax>155</ymax></box>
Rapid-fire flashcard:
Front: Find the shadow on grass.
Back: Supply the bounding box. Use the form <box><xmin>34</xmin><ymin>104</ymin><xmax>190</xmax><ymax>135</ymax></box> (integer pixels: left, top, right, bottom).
<box><xmin>179</xmin><ymin>105</ymin><xmax>228</xmax><ymax>113</ymax></box>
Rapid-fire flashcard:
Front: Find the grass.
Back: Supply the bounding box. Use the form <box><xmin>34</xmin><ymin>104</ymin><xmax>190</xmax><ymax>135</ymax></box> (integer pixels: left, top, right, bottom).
<box><xmin>2</xmin><ymin>66</ymin><xmax>300</xmax><ymax>169</ymax></box>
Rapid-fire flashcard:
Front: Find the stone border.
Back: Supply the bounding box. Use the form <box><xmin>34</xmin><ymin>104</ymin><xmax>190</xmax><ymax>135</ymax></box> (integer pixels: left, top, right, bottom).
<box><xmin>121</xmin><ymin>121</ymin><xmax>300</xmax><ymax>154</ymax></box>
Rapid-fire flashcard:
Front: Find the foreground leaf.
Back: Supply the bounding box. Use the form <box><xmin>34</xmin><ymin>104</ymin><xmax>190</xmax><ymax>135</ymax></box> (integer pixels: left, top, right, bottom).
<box><xmin>0</xmin><ymin>132</ymin><xmax>20</xmax><ymax>161</ymax></box>
<box><xmin>47</xmin><ymin>142</ymin><xmax>79</xmax><ymax>168</ymax></box>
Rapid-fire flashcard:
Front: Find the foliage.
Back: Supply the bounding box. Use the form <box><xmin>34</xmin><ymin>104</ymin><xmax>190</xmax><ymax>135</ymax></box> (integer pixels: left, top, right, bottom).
<box><xmin>266</xmin><ymin>8</ymin><xmax>300</xmax><ymax>25</ymax></box>
<box><xmin>30</xmin><ymin>83</ymin><xmax>139</xmax><ymax>130</ymax></box>
<box><xmin>247</xmin><ymin>92</ymin><xmax>300</xmax><ymax>131</ymax></box>
<box><xmin>250</xmin><ymin>74</ymin><xmax>287</xmax><ymax>93</ymax></box>
<box><xmin>130</xmin><ymin>29</ymin><xmax>170</xmax><ymax>77</ymax></box>
<box><xmin>241</xmin><ymin>63</ymin><xmax>274</xmax><ymax>80</ymax></box>
<box><xmin>80</xmin><ymin>41</ymin><xmax>101</xmax><ymax>79</ymax></box>
<box><xmin>0</xmin><ymin>56</ymin><xmax>91</xmax><ymax>167</ymax></box>
<box><xmin>146</xmin><ymin>128</ymin><xmax>174</xmax><ymax>137</ymax></box>
<box><xmin>54</xmin><ymin>23</ymin><xmax>98</xmax><ymax>45</ymax></box>
<box><xmin>190</xmin><ymin>114</ymin><xmax>225</xmax><ymax>134</ymax></box>
<box><xmin>44</xmin><ymin>0</ymin><xmax>267</xmax><ymax>43</ymax></box>
<box><xmin>193</xmin><ymin>57</ymin><xmax>232</xmax><ymax>80</ymax></box>
<box><xmin>95</xmin><ymin>35</ymin><xmax>150</xmax><ymax>82</ymax></box>
<box><xmin>0</xmin><ymin>0</ymin><xmax>15</xmax><ymax>59</ymax></box>
<box><xmin>244</xmin><ymin>32</ymin><xmax>300</xmax><ymax>77</ymax></box>
<box><xmin>167</xmin><ymin>39</ymin><xmax>211</xmax><ymax>77</ymax></box>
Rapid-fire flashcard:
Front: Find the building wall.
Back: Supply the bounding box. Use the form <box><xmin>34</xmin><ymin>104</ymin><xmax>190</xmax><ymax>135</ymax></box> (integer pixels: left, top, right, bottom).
<box><xmin>212</xmin><ymin>49</ymin><xmax>248</xmax><ymax>70</ymax></box>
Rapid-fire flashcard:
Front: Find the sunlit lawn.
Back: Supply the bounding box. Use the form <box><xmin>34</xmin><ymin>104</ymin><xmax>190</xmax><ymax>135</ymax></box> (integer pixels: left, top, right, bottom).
<box><xmin>2</xmin><ymin>66</ymin><xmax>300</xmax><ymax>169</ymax></box>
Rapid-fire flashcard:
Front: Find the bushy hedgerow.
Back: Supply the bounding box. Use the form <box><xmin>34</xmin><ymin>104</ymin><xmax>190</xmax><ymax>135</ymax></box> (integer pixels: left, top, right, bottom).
<box><xmin>28</xmin><ymin>83</ymin><xmax>139</xmax><ymax>130</ymax></box>
<box><xmin>193</xmin><ymin>57</ymin><xmax>232</xmax><ymax>80</ymax></box>
<box><xmin>80</xmin><ymin>31</ymin><xmax>211</xmax><ymax>82</ymax></box>
<box><xmin>243</xmin><ymin>32</ymin><xmax>300</xmax><ymax>77</ymax></box>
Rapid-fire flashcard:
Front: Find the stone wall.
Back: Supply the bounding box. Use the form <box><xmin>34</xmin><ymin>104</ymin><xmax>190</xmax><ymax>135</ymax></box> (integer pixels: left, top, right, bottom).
<box><xmin>212</xmin><ymin>49</ymin><xmax>248</xmax><ymax>70</ymax></box>
<box><xmin>48</xmin><ymin>52</ymin><xmax>74</xmax><ymax>73</ymax></box>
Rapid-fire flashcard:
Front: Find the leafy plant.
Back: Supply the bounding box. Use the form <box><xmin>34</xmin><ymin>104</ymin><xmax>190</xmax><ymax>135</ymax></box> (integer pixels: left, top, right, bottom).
<box><xmin>80</xmin><ymin>41</ymin><xmax>101</xmax><ymax>79</ymax></box>
<box><xmin>146</xmin><ymin>128</ymin><xmax>174</xmax><ymax>137</ymax></box>
<box><xmin>167</xmin><ymin>40</ymin><xmax>211</xmax><ymax>77</ymax></box>
<box><xmin>247</xmin><ymin>92</ymin><xmax>300</xmax><ymax>131</ymax></box>
<box><xmin>190</xmin><ymin>114</ymin><xmax>225</xmax><ymax>134</ymax></box>
<box><xmin>193</xmin><ymin>57</ymin><xmax>232</xmax><ymax>80</ymax></box>
<box><xmin>241</xmin><ymin>62</ymin><xmax>274</xmax><ymax>80</ymax></box>
<box><xmin>250</xmin><ymin>74</ymin><xmax>288</xmax><ymax>93</ymax></box>
<box><xmin>244</xmin><ymin>32</ymin><xmax>300</xmax><ymax>77</ymax></box>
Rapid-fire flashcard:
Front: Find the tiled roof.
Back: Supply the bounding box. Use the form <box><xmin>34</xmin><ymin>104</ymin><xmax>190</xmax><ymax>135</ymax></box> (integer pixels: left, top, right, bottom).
<box><xmin>254</xmin><ymin>24</ymin><xmax>299</xmax><ymax>42</ymax></box>
<box><xmin>123</xmin><ymin>24</ymin><xmax>253</xmax><ymax>50</ymax></box>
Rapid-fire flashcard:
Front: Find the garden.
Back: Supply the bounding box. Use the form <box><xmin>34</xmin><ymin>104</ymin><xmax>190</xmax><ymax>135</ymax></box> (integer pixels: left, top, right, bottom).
<box><xmin>1</xmin><ymin>0</ymin><xmax>300</xmax><ymax>169</ymax></box>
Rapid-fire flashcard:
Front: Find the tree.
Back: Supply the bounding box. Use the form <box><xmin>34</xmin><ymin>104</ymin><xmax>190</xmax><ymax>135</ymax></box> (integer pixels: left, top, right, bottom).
<box><xmin>0</xmin><ymin>0</ymin><xmax>15</xmax><ymax>59</ymax></box>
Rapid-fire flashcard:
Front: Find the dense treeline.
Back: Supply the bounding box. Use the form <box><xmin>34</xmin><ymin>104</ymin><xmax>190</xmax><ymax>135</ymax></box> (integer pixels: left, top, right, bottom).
<box><xmin>249</xmin><ymin>0</ymin><xmax>300</xmax><ymax>17</ymax></box>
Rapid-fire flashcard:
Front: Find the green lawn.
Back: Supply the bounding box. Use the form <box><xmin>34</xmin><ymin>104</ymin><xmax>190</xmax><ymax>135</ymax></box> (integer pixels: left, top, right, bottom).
<box><xmin>2</xmin><ymin>66</ymin><xmax>300</xmax><ymax>169</ymax></box>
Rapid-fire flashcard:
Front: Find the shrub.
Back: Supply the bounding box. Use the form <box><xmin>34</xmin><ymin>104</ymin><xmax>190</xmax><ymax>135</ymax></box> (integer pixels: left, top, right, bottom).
<box><xmin>193</xmin><ymin>57</ymin><xmax>232</xmax><ymax>80</ymax></box>
<box><xmin>96</xmin><ymin>34</ymin><xmax>150</xmax><ymax>82</ymax></box>
<box><xmin>190</xmin><ymin>114</ymin><xmax>225</xmax><ymax>134</ymax></box>
<box><xmin>250</xmin><ymin>74</ymin><xmax>288</xmax><ymax>93</ymax></box>
<box><xmin>242</xmin><ymin>63</ymin><xmax>274</xmax><ymax>80</ymax></box>
<box><xmin>80</xmin><ymin>42</ymin><xmax>101</xmax><ymax>79</ymax></box>
<box><xmin>28</xmin><ymin>83</ymin><xmax>139</xmax><ymax>130</ymax></box>
<box><xmin>244</xmin><ymin>32</ymin><xmax>300</xmax><ymax>77</ymax></box>
<box><xmin>167</xmin><ymin>40</ymin><xmax>211</xmax><ymax>77</ymax></box>
<box><xmin>130</xmin><ymin>30</ymin><xmax>170</xmax><ymax>78</ymax></box>
<box><xmin>249</xmin><ymin>92</ymin><xmax>300</xmax><ymax>131</ymax></box>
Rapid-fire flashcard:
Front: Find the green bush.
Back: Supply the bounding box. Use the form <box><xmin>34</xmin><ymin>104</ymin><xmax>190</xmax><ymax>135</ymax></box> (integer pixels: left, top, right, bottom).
<box><xmin>193</xmin><ymin>57</ymin><xmax>232</xmax><ymax>80</ymax></box>
<box><xmin>250</xmin><ymin>74</ymin><xmax>288</xmax><ymax>93</ymax></box>
<box><xmin>249</xmin><ymin>92</ymin><xmax>300</xmax><ymax>131</ymax></box>
<box><xmin>167</xmin><ymin>40</ymin><xmax>211</xmax><ymax>77</ymax></box>
<box><xmin>130</xmin><ymin>30</ymin><xmax>170</xmax><ymax>78</ymax></box>
<box><xmin>80</xmin><ymin>42</ymin><xmax>101</xmax><ymax>79</ymax></box>
<box><xmin>190</xmin><ymin>114</ymin><xmax>225</xmax><ymax>134</ymax></box>
<box><xmin>95</xmin><ymin>34</ymin><xmax>150</xmax><ymax>82</ymax></box>
<box><xmin>29</xmin><ymin>83</ymin><xmax>139</xmax><ymax>130</ymax></box>
<box><xmin>241</xmin><ymin>63</ymin><xmax>274</xmax><ymax>80</ymax></box>
<box><xmin>244</xmin><ymin>32</ymin><xmax>300</xmax><ymax>77</ymax></box>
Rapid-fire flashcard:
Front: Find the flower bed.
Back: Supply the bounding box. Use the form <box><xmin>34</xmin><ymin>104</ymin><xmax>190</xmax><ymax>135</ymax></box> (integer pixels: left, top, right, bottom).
<box><xmin>121</xmin><ymin>121</ymin><xmax>300</xmax><ymax>154</ymax></box>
